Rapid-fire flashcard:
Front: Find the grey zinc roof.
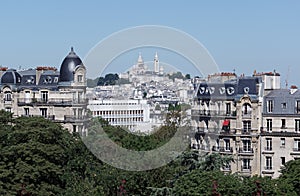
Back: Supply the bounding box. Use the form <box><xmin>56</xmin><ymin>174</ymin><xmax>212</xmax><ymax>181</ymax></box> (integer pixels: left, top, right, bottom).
<box><xmin>263</xmin><ymin>89</ymin><xmax>300</xmax><ymax>115</ymax></box>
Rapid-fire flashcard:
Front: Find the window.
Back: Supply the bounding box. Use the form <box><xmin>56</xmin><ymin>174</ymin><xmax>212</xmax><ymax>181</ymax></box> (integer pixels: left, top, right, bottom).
<box><xmin>267</xmin><ymin>119</ymin><xmax>272</xmax><ymax>132</ymax></box>
<box><xmin>242</xmin><ymin>140</ymin><xmax>251</xmax><ymax>152</ymax></box>
<box><xmin>243</xmin><ymin>103</ymin><xmax>251</xmax><ymax>115</ymax></box>
<box><xmin>40</xmin><ymin>108</ymin><xmax>47</xmax><ymax>118</ymax></box>
<box><xmin>4</xmin><ymin>92</ymin><xmax>12</xmax><ymax>101</ymax></box>
<box><xmin>294</xmin><ymin>139</ymin><xmax>300</xmax><ymax>151</ymax></box>
<box><xmin>24</xmin><ymin>108</ymin><xmax>29</xmax><ymax>116</ymax></box>
<box><xmin>266</xmin><ymin>156</ymin><xmax>272</xmax><ymax>170</ymax></box>
<box><xmin>281</xmin><ymin>157</ymin><xmax>286</xmax><ymax>165</ymax></box>
<box><xmin>280</xmin><ymin>138</ymin><xmax>285</xmax><ymax>148</ymax></box>
<box><xmin>266</xmin><ymin>138</ymin><xmax>272</xmax><ymax>151</ymax></box>
<box><xmin>41</xmin><ymin>91</ymin><xmax>48</xmax><ymax>102</ymax></box>
<box><xmin>281</xmin><ymin>119</ymin><xmax>286</xmax><ymax>128</ymax></box>
<box><xmin>242</xmin><ymin>158</ymin><xmax>251</xmax><ymax>170</ymax></box>
<box><xmin>53</xmin><ymin>77</ymin><xmax>59</xmax><ymax>83</ymax></box>
<box><xmin>267</xmin><ymin>100</ymin><xmax>274</xmax><ymax>113</ymax></box>
<box><xmin>5</xmin><ymin>108</ymin><xmax>11</xmax><ymax>113</ymax></box>
<box><xmin>243</xmin><ymin>121</ymin><xmax>251</xmax><ymax>132</ymax></box>
<box><xmin>295</xmin><ymin>120</ymin><xmax>300</xmax><ymax>132</ymax></box>
<box><xmin>281</xmin><ymin>103</ymin><xmax>287</xmax><ymax>109</ymax></box>
<box><xmin>77</xmin><ymin>75</ymin><xmax>83</xmax><ymax>83</ymax></box>
<box><xmin>25</xmin><ymin>91</ymin><xmax>30</xmax><ymax>103</ymax></box>
<box><xmin>297</xmin><ymin>101</ymin><xmax>300</xmax><ymax>114</ymax></box>
<box><xmin>224</xmin><ymin>139</ymin><xmax>231</xmax><ymax>151</ymax></box>
<box><xmin>226</xmin><ymin>103</ymin><xmax>231</xmax><ymax>115</ymax></box>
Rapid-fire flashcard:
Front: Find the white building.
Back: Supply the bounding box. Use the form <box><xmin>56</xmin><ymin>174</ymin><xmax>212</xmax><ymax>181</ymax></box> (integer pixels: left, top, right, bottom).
<box><xmin>88</xmin><ymin>99</ymin><xmax>151</xmax><ymax>133</ymax></box>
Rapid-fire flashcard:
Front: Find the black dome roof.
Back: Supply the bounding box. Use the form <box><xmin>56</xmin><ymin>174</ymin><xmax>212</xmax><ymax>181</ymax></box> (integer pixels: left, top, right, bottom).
<box><xmin>0</xmin><ymin>69</ymin><xmax>22</xmax><ymax>84</ymax></box>
<box><xmin>59</xmin><ymin>47</ymin><xmax>82</xmax><ymax>82</ymax></box>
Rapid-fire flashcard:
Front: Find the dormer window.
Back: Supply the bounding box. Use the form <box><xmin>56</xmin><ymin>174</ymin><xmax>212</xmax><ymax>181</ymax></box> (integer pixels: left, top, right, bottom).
<box><xmin>267</xmin><ymin>100</ymin><xmax>274</xmax><ymax>113</ymax></box>
<box><xmin>77</xmin><ymin>75</ymin><xmax>83</xmax><ymax>83</ymax></box>
<box><xmin>53</xmin><ymin>77</ymin><xmax>59</xmax><ymax>83</ymax></box>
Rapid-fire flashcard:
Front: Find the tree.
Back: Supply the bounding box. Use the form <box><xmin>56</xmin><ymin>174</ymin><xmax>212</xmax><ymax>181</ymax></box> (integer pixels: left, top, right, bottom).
<box><xmin>277</xmin><ymin>159</ymin><xmax>300</xmax><ymax>195</ymax></box>
<box><xmin>185</xmin><ymin>74</ymin><xmax>191</xmax><ymax>80</ymax></box>
<box><xmin>97</xmin><ymin>73</ymin><xmax>120</xmax><ymax>86</ymax></box>
<box><xmin>0</xmin><ymin>116</ymin><xmax>69</xmax><ymax>195</ymax></box>
<box><xmin>0</xmin><ymin>113</ymin><xmax>105</xmax><ymax>195</ymax></box>
<box><xmin>87</xmin><ymin>77</ymin><xmax>99</xmax><ymax>87</ymax></box>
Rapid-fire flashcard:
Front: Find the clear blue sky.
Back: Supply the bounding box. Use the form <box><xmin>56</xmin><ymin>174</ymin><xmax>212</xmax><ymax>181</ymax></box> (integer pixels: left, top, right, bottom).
<box><xmin>0</xmin><ymin>1</ymin><xmax>299</xmax><ymax>86</ymax></box>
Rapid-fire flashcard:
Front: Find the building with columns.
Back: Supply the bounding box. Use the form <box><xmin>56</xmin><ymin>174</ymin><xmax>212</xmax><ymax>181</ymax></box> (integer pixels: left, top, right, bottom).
<box><xmin>0</xmin><ymin>48</ymin><xmax>88</xmax><ymax>134</ymax></box>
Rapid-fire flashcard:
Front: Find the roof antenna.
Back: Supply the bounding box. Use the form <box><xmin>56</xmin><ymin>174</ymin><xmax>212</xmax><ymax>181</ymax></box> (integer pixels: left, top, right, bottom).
<box><xmin>285</xmin><ymin>66</ymin><xmax>290</xmax><ymax>89</ymax></box>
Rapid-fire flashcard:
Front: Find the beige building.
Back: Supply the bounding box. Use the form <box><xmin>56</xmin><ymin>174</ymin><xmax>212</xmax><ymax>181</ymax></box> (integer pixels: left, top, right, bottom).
<box><xmin>192</xmin><ymin>71</ymin><xmax>300</xmax><ymax>178</ymax></box>
<box><xmin>0</xmin><ymin>48</ymin><xmax>88</xmax><ymax>134</ymax></box>
<box><xmin>261</xmin><ymin>88</ymin><xmax>300</xmax><ymax>178</ymax></box>
<box><xmin>192</xmin><ymin>73</ymin><xmax>263</xmax><ymax>176</ymax></box>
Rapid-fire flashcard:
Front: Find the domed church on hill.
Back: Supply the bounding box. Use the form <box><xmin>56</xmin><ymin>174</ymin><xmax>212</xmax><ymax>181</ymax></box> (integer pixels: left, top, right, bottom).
<box><xmin>0</xmin><ymin>47</ymin><xmax>88</xmax><ymax>134</ymax></box>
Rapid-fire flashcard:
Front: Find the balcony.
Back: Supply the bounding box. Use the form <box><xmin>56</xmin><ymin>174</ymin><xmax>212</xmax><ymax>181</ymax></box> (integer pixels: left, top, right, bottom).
<box><xmin>191</xmin><ymin>110</ymin><xmax>236</xmax><ymax>118</ymax></box>
<box><xmin>242</xmin><ymin>111</ymin><xmax>252</xmax><ymax>119</ymax></box>
<box><xmin>262</xmin><ymin>147</ymin><xmax>274</xmax><ymax>154</ymax></box>
<box><xmin>21</xmin><ymin>114</ymin><xmax>55</xmax><ymax>121</ymax></box>
<box><xmin>219</xmin><ymin>147</ymin><xmax>233</xmax><ymax>154</ymax></box>
<box><xmin>241</xmin><ymin>166</ymin><xmax>252</xmax><ymax>173</ymax></box>
<box><xmin>291</xmin><ymin>148</ymin><xmax>300</xmax><ymax>155</ymax></box>
<box><xmin>195</xmin><ymin>127</ymin><xmax>219</xmax><ymax>134</ymax></box>
<box><xmin>238</xmin><ymin>148</ymin><xmax>254</xmax><ymax>155</ymax></box>
<box><xmin>18</xmin><ymin>98</ymin><xmax>72</xmax><ymax>106</ymax></box>
<box><xmin>63</xmin><ymin>115</ymin><xmax>89</xmax><ymax>123</ymax></box>
<box><xmin>3</xmin><ymin>99</ymin><xmax>12</xmax><ymax>106</ymax></box>
<box><xmin>262</xmin><ymin>166</ymin><xmax>274</xmax><ymax>174</ymax></box>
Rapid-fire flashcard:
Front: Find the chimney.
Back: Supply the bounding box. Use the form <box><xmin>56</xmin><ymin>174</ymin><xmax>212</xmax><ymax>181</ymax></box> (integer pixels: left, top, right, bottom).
<box><xmin>0</xmin><ymin>67</ymin><xmax>8</xmax><ymax>78</ymax></box>
<box><xmin>290</xmin><ymin>85</ymin><xmax>298</xmax><ymax>94</ymax></box>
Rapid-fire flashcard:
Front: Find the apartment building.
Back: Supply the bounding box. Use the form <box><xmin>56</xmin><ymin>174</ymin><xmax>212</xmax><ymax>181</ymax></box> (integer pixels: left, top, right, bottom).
<box><xmin>261</xmin><ymin>87</ymin><xmax>300</xmax><ymax>178</ymax></box>
<box><xmin>0</xmin><ymin>48</ymin><xmax>88</xmax><ymax>134</ymax></box>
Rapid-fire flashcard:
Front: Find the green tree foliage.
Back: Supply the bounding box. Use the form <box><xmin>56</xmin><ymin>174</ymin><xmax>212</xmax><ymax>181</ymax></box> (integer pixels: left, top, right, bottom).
<box><xmin>185</xmin><ymin>74</ymin><xmax>191</xmax><ymax>80</ymax></box>
<box><xmin>97</xmin><ymin>73</ymin><xmax>119</xmax><ymax>86</ymax></box>
<box><xmin>0</xmin><ymin>111</ymin><xmax>104</xmax><ymax>195</ymax></box>
<box><xmin>168</xmin><ymin>71</ymin><xmax>184</xmax><ymax>81</ymax></box>
<box><xmin>86</xmin><ymin>77</ymin><xmax>99</xmax><ymax>88</ymax></box>
<box><xmin>277</xmin><ymin>159</ymin><xmax>300</xmax><ymax>195</ymax></box>
<box><xmin>1</xmin><ymin>110</ymin><xmax>299</xmax><ymax>195</ymax></box>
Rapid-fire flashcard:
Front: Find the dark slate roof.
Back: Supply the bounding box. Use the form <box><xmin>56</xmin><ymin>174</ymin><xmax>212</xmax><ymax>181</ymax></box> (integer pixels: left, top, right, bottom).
<box><xmin>237</xmin><ymin>77</ymin><xmax>260</xmax><ymax>95</ymax></box>
<box><xmin>0</xmin><ymin>69</ymin><xmax>22</xmax><ymax>84</ymax></box>
<box><xmin>195</xmin><ymin>76</ymin><xmax>260</xmax><ymax>100</ymax></box>
<box><xmin>59</xmin><ymin>47</ymin><xmax>82</xmax><ymax>82</ymax></box>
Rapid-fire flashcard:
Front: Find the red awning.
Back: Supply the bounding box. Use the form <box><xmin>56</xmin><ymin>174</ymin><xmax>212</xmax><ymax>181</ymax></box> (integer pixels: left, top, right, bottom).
<box><xmin>223</xmin><ymin>120</ymin><xmax>230</xmax><ymax>126</ymax></box>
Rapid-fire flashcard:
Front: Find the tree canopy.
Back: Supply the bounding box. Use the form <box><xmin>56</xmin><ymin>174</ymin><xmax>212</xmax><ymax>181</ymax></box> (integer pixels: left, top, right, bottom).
<box><xmin>0</xmin><ymin>111</ymin><xmax>299</xmax><ymax>195</ymax></box>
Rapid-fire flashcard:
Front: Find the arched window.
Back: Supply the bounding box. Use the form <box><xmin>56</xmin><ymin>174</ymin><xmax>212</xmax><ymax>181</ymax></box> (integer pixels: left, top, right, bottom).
<box><xmin>242</xmin><ymin>103</ymin><xmax>252</xmax><ymax>115</ymax></box>
<box><xmin>4</xmin><ymin>91</ymin><xmax>12</xmax><ymax>101</ymax></box>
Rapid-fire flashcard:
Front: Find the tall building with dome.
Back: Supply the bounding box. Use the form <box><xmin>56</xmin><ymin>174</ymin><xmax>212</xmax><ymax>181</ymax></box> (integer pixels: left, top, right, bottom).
<box><xmin>0</xmin><ymin>47</ymin><xmax>88</xmax><ymax>135</ymax></box>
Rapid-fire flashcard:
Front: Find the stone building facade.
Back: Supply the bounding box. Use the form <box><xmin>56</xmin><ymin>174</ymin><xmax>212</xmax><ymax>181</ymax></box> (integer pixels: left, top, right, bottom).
<box><xmin>192</xmin><ymin>71</ymin><xmax>300</xmax><ymax>178</ymax></box>
<box><xmin>0</xmin><ymin>48</ymin><xmax>88</xmax><ymax>134</ymax></box>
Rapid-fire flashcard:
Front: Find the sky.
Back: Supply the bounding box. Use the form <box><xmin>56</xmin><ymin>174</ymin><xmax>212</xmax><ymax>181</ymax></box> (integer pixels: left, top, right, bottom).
<box><xmin>0</xmin><ymin>1</ymin><xmax>300</xmax><ymax>86</ymax></box>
